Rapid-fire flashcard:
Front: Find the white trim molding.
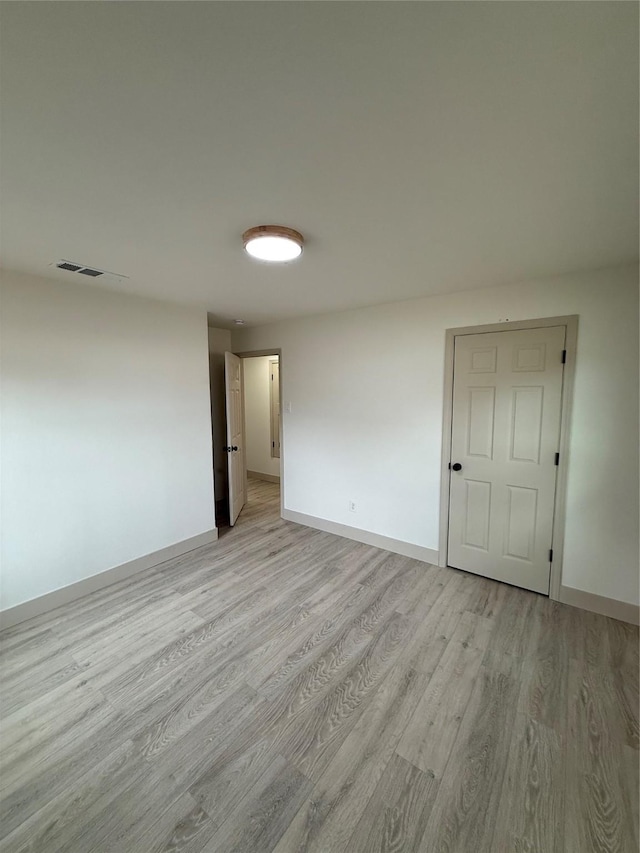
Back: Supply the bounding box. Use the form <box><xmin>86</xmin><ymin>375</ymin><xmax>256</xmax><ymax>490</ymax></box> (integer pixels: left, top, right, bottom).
<box><xmin>0</xmin><ymin>528</ymin><xmax>218</xmax><ymax>630</ymax></box>
<box><xmin>283</xmin><ymin>509</ymin><xmax>438</xmax><ymax>565</ymax></box>
<box><xmin>559</xmin><ymin>585</ymin><xmax>639</xmax><ymax>626</ymax></box>
<box><xmin>247</xmin><ymin>470</ymin><xmax>280</xmax><ymax>484</ymax></box>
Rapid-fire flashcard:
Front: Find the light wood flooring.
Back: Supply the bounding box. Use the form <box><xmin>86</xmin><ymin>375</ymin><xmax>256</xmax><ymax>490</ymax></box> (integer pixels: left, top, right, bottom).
<box><xmin>1</xmin><ymin>479</ymin><xmax>638</xmax><ymax>852</ymax></box>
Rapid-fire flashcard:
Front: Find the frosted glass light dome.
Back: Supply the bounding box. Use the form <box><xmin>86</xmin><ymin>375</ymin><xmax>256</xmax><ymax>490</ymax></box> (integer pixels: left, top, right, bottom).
<box><xmin>243</xmin><ymin>226</ymin><xmax>304</xmax><ymax>262</ymax></box>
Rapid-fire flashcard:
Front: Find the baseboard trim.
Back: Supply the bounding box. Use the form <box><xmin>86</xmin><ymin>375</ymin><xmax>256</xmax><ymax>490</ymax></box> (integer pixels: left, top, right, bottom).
<box><xmin>282</xmin><ymin>509</ymin><xmax>438</xmax><ymax>565</ymax></box>
<box><xmin>559</xmin><ymin>585</ymin><xmax>639</xmax><ymax>626</ymax></box>
<box><xmin>0</xmin><ymin>528</ymin><xmax>218</xmax><ymax>631</ymax></box>
<box><xmin>247</xmin><ymin>470</ymin><xmax>280</xmax><ymax>484</ymax></box>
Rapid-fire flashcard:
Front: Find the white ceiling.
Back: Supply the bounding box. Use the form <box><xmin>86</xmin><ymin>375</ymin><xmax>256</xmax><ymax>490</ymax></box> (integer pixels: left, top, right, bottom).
<box><xmin>1</xmin><ymin>2</ymin><xmax>637</xmax><ymax>328</ymax></box>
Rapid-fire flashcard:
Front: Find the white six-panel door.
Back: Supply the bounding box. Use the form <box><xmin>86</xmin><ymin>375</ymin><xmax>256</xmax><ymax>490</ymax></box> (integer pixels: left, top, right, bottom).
<box><xmin>447</xmin><ymin>326</ymin><xmax>565</xmax><ymax>594</ymax></box>
<box><xmin>224</xmin><ymin>351</ymin><xmax>246</xmax><ymax>526</ymax></box>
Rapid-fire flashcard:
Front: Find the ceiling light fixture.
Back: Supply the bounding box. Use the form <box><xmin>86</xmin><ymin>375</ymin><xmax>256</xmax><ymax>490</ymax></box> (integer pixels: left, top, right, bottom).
<box><xmin>242</xmin><ymin>225</ymin><xmax>304</xmax><ymax>262</ymax></box>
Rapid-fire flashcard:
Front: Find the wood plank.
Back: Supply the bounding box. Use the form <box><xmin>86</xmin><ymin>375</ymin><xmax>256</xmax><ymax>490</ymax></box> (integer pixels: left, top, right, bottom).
<box><xmin>101</xmin><ymin>596</ymin><xmax>306</xmax><ymax>710</ymax></box>
<box><xmin>1</xmin><ymin>479</ymin><xmax>637</xmax><ymax>852</ymax></box>
<box><xmin>417</xmin><ymin>661</ymin><xmax>520</xmax><ymax>853</ymax></box>
<box><xmin>0</xmin><ymin>629</ymin><xmax>67</xmax><ymax>680</ymax></box>
<box><xmin>0</xmin><ymin>651</ymin><xmax>89</xmax><ymax>718</ymax></box>
<box><xmin>347</xmin><ymin>753</ymin><xmax>438</xmax><ymax>853</ymax></box>
<box><xmin>0</xmin><ymin>739</ymin><xmax>148</xmax><ymax>853</ymax></box>
<box><xmin>146</xmin><ymin>683</ymin><xmax>265</xmax><ymax>789</ymax></box>
<box><xmin>272</xmin><ymin>663</ymin><xmax>433</xmax><ymax>853</ymax></box>
<box><xmin>199</xmin><ymin>755</ymin><xmax>312</xmax><ymax>853</ymax></box>
<box><xmin>396</xmin><ymin>623</ymin><xmax>486</xmax><ymax>778</ymax></box>
<box><xmin>250</xmin><ymin>573</ymin><xmax>406</xmax><ymax>700</ymax></box>
<box><xmin>189</xmin><ymin>736</ymin><xmax>281</xmax><ymax>831</ymax></box>
<box><xmin>515</xmin><ymin>597</ymin><xmax>570</xmax><ymax>733</ymax></box>
<box><xmin>491</xmin><ymin>716</ymin><xmax>565</xmax><ymax>852</ymax></box>
<box><xmin>1</xmin><ymin>678</ymin><xmax>113</xmax><ymax>797</ymax></box>
<box><xmin>401</xmin><ymin>569</ymin><xmax>479</xmax><ymax>673</ymax></box>
<box><xmin>565</xmin><ymin>658</ymin><xmax>639</xmax><ymax>853</ymax></box>
<box><xmin>151</xmin><ymin>802</ymin><xmax>215</xmax><ymax>853</ymax></box>
<box><xmin>48</xmin><ymin>764</ymin><xmax>187</xmax><ymax>853</ymax></box>
<box><xmin>279</xmin><ymin>611</ymin><xmax>411</xmax><ymax>781</ymax></box>
<box><xmin>484</xmin><ymin>584</ymin><xmax>542</xmax><ymax>659</ymax></box>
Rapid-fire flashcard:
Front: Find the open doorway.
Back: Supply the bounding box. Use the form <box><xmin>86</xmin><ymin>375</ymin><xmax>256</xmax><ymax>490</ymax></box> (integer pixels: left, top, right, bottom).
<box><xmin>239</xmin><ymin>353</ymin><xmax>281</xmax><ymax>530</ymax></box>
<box><xmin>243</xmin><ymin>355</ymin><xmax>280</xmax><ymax>485</ymax></box>
<box><xmin>218</xmin><ymin>349</ymin><xmax>282</xmax><ymax>534</ymax></box>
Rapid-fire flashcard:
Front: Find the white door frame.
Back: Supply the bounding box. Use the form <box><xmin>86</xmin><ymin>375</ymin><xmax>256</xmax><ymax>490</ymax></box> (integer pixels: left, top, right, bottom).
<box><xmin>438</xmin><ymin>315</ymin><xmax>578</xmax><ymax>601</ymax></box>
<box><xmin>235</xmin><ymin>348</ymin><xmax>284</xmax><ymax>519</ymax></box>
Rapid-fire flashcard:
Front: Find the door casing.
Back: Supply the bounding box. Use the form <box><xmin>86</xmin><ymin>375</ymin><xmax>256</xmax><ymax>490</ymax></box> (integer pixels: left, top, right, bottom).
<box><xmin>438</xmin><ymin>316</ymin><xmax>578</xmax><ymax>600</ymax></box>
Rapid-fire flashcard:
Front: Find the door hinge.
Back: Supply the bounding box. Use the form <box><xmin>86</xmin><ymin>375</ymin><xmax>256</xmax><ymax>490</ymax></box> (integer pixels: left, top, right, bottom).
<box><xmin>272</xmin><ymin>441</ymin><xmax>275</xmax><ymax>448</ymax></box>
<box><xmin>561</xmin><ymin>349</ymin><xmax>567</xmax><ymax>364</ymax></box>
<box><xmin>549</xmin><ymin>549</ymin><xmax>553</xmax><ymax>562</ymax></box>
<box><xmin>554</xmin><ymin>452</ymin><xmax>560</xmax><ymax>466</ymax></box>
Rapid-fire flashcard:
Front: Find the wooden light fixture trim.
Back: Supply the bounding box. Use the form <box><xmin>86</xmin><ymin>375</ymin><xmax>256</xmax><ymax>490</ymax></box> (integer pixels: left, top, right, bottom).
<box><xmin>242</xmin><ymin>225</ymin><xmax>304</xmax><ymax>250</ymax></box>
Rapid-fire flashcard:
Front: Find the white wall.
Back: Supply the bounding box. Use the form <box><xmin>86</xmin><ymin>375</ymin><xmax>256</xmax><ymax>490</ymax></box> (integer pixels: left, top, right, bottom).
<box><xmin>244</xmin><ymin>356</ymin><xmax>280</xmax><ymax>479</ymax></box>
<box><xmin>1</xmin><ymin>270</ymin><xmax>216</xmax><ymax>611</ymax></box>
<box><xmin>233</xmin><ymin>264</ymin><xmax>640</xmax><ymax>607</ymax></box>
<box><xmin>208</xmin><ymin>327</ymin><xmax>232</xmax><ymax>505</ymax></box>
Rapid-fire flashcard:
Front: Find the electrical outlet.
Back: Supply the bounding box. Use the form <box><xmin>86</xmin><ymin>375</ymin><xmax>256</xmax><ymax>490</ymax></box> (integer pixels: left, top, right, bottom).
<box><xmin>348</xmin><ymin>500</ymin><xmax>356</xmax><ymax>512</ymax></box>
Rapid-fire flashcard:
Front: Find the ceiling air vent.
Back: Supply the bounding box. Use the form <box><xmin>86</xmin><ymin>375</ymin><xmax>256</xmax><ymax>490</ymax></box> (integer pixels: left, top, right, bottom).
<box><xmin>51</xmin><ymin>260</ymin><xmax>128</xmax><ymax>283</ymax></box>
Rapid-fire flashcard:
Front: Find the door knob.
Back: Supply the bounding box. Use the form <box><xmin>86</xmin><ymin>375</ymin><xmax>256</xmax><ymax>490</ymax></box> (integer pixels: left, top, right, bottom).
<box><xmin>232</xmin><ymin>446</ymin><xmax>238</xmax><ymax>452</ymax></box>
<box><xmin>451</xmin><ymin>463</ymin><xmax>462</xmax><ymax>471</ymax></box>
